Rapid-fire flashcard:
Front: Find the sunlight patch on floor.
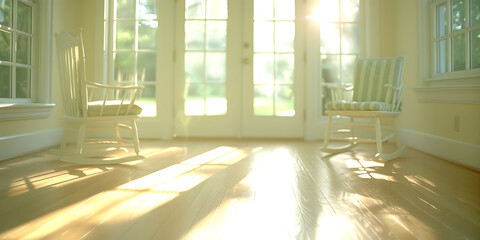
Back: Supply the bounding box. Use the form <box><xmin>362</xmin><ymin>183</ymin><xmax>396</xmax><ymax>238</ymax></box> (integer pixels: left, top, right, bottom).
<box><xmin>1</xmin><ymin>146</ymin><xmax>252</xmax><ymax>239</ymax></box>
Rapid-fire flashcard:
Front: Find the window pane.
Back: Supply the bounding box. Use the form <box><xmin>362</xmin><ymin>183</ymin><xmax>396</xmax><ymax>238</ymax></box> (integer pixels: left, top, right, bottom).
<box><xmin>206</xmin><ymin>52</ymin><xmax>225</xmax><ymax>82</ymax></box>
<box><xmin>254</xmin><ymin>21</ymin><xmax>274</xmax><ymax>52</ymax></box>
<box><xmin>436</xmin><ymin>3</ymin><xmax>448</xmax><ymax>37</ymax></box>
<box><xmin>116</xmin><ymin>0</ymin><xmax>135</xmax><ymax>18</ymax></box>
<box><xmin>254</xmin><ymin>53</ymin><xmax>274</xmax><ymax>84</ymax></box>
<box><xmin>341</xmin><ymin>0</ymin><xmax>359</xmax><ymax>22</ymax></box>
<box><xmin>139</xmin><ymin>85</ymin><xmax>155</xmax><ymax>101</ymax></box>
<box><xmin>275</xmin><ymin>22</ymin><xmax>295</xmax><ymax>52</ymax></box>
<box><xmin>137</xmin><ymin>0</ymin><xmax>157</xmax><ymax>20</ymax></box>
<box><xmin>138</xmin><ymin>21</ymin><xmax>157</xmax><ymax>50</ymax></box>
<box><xmin>16</xmin><ymin>67</ymin><xmax>29</xmax><ymax>98</ymax></box>
<box><xmin>16</xmin><ymin>35</ymin><xmax>30</xmax><ymax>64</ymax></box>
<box><xmin>275</xmin><ymin>0</ymin><xmax>295</xmax><ymax>20</ymax></box>
<box><xmin>137</xmin><ymin>85</ymin><xmax>156</xmax><ymax>116</ymax></box>
<box><xmin>0</xmin><ymin>65</ymin><xmax>10</xmax><ymax>98</ymax></box>
<box><xmin>342</xmin><ymin>55</ymin><xmax>356</xmax><ymax>84</ymax></box>
<box><xmin>137</xmin><ymin>52</ymin><xmax>156</xmax><ymax>82</ymax></box>
<box><xmin>275</xmin><ymin>54</ymin><xmax>294</xmax><ymax>84</ymax></box>
<box><xmin>0</xmin><ymin>30</ymin><xmax>10</xmax><ymax>61</ymax></box>
<box><xmin>451</xmin><ymin>0</ymin><xmax>466</xmax><ymax>32</ymax></box>
<box><xmin>114</xmin><ymin>52</ymin><xmax>135</xmax><ymax>82</ymax></box>
<box><xmin>185</xmin><ymin>21</ymin><xmax>205</xmax><ymax>50</ymax></box>
<box><xmin>472</xmin><ymin>29</ymin><xmax>480</xmax><ymax>69</ymax></box>
<box><xmin>0</xmin><ymin>0</ymin><xmax>12</xmax><ymax>27</ymax></box>
<box><xmin>185</xmin><ymin>83</ymin><xmax>205</xmax><ymax>115</ymax></box>
<box><xmin>185</xmin><ymin>52</ymin><xmax>204</xmax><ymax>83</ymax></box>
<box><xmin>452</xmin><ymin>33</ymin><xmax>466</xmax><ymax>71</ymax></box>
<box><xmin>206</xmin><ymin>21</ymin><xmax>226</xmax><ymax>50</ymax></box>
<box><xmin>341</xmin><ymin>23</ymin><xmax>360</xmax><ymax>54</ymax></box>
<box><xmin>17</xmin><ymin>2</ymin><xmax>31</xmax><ymax>34</ymax></box>
<box><xmin>254</xmin><ymin>0</ymin><xmax>273</xmax><ymax>20</ymax></box>
<box><xmin>318</xmin><ymin>0</ymin><xmax>339</xmax><ymax>23</ymax></box>
<box><xmin>254</xmin><ymin>85</ymin><xmax>274</xmax><ymax>116</ymax></box>
<box><xmin>321</xmin><ymin>54</ymin><xmax>340</xmax><ymax>83</ymax></box>
<box><xmin>436</xmin><ymin>40</ymin><xmax>447</xmax><ymax>73</ymax></box>
<box><xmin>116</xmin><ymin>21</ymin><xmax>135</xmax><ymax>49</ymax></box>
<box><xmin>320</xmin><ymin>23</ymin><xmax>340</xmax><ymax>53</ymax></box>
<box><xmin>472</xmin><ymin>0</ymin><xmax>480</xmax><ymax>26</ymax></box>
<box><xmin>275</xmin><ymin>85</ymin><xmax>294</xmax><ymax>116</ymax></box>
<box><xmin>205</xmin><ymin>84</ymin><xmax>226</xmax><ymax>115</ymax></box>
<box><xmin>206</xmin><ymin>0</ymin><xmax>227</xmax><ymax>19</ymax></box>
<box><xmin>186</xmin><ymin>0</ymin><xmax>205</xmax><ymax>19</ymax></box>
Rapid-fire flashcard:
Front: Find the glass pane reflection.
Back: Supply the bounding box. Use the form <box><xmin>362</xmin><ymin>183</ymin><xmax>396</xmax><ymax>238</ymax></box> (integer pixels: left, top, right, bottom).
<box><xmin>452</xmin><ymin>33</ymin><xmax>466</xmax><ymax>71</ymax></box>
<box><xmin>275</xmin><ymin>85</ymin><xmax>294</xmax><ymax>116</ymax></box>
<box><xmin>254</xmin><ymin>85</ymin><xmax>274</xmax><ymax>116</ymax></box>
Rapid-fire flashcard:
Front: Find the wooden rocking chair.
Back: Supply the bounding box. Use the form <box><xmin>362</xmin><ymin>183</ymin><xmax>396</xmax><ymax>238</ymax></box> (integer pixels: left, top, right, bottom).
<box><xmin>322</xmin><ymin>56</ymin><xmax>406</xmax><ymax>161</ymax></box>
<box><xmin>55</xmin><ymin>29</ymin><xmax>144</xmax><ymax>164</ymax></box>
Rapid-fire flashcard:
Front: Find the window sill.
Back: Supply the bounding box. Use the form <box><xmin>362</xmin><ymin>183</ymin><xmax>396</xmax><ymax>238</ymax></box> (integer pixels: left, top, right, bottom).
<box><xmin>0</xmin><ymin>103</ymin><xmax>55</xmax><ymax>121</ymax></box>
<box><xmin>412</xmin><ymin>85</ymin><xmax>480</xmax><ymax>104</ymax></box>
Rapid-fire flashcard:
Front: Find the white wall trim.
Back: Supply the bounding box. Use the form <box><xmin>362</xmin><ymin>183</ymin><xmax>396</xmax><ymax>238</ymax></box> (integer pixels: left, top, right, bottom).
<box><xmin>399</xmin><ymin>128</ymin><xmax>480</xmax><ymax>171</ymax></box>
<box><xmin>0</xmin><ymin>103</ymin><xmax>55</xmax><ymax>121</ymax></box>
<box><xmin>0</xmin><ymin>128</ymin><xmax>64</xmax><ymax>161</ymax></box>
<box><xmin>412</xmin><ymin>85</ymin><xmax>480</xmax><ymax>104</ymax></box>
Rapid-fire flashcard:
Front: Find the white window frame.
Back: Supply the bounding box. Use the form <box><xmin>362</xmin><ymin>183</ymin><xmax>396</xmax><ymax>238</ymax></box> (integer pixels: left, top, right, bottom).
<box><xmin>414</xmin><ymin>0</ymin><xmax>480</xmax><ymax>104</ymax></box>
<box><xmin>0</xmin><ymin>0</ymin><xmax>54</xmax><ymax>120</ymax></box>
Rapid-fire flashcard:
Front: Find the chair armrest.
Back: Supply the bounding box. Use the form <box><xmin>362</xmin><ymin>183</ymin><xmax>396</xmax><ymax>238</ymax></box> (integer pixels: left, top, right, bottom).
<box><xmin>85</xmin><ymin>81</ymin><xmax>144</xmax><ymax>90</ymax></box>
<box><xmin>383</xmin><ymin>84</ymin><xmax>401</xmax><ymax>91</ymax></box>
<box><xmin>383</xmin><ymin>83</ymin><xmax>404</xmax><ymax>111</ymax></box>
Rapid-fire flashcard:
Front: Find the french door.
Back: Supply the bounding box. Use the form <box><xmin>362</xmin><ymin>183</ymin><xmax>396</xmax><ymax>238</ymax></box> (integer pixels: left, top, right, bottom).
<box><xmin>174</xmin><ymin>0</ymin><xmax>305</xmax><ymax>138</ymax></box>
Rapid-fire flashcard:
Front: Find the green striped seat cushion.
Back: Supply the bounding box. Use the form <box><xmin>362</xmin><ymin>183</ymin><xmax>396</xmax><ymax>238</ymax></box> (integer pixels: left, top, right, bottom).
<box><xmin>325</xmin><ymin>101</ymin><xmax>386</xmax><ymax>111</ymax></box>
<box><xmin>87</xmin><ymin>101</ymin><xmax>143</xmax><ymax>117</ymax></box>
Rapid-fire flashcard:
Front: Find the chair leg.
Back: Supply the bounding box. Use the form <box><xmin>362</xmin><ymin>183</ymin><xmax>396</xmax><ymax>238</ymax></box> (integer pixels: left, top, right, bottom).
<box><xmin>76</xmin><ymin>123</ymin><xmax>86</xmax><ymax>154</ymax></box>
<box><xmin>131</xmin><ymin>120</ymin><xmax>140</xmax><ymax>155</ymax></box>
<box><xmin>350</xmin><ymin>117</ymin><xmax>355</xmax><ymax>144</ymax></box>
<box><xmin>114</xmin><ymin>121</ymin><xmax>121</xmax><ymax>141</ymax></box>
<box><xmin>374</xmin><ymin>117</ymin><xmax>383</xmax><ymax>155</ymax></box>
<box><xmin>323</xmin><ymin>115</ymin><xmax>333</xmax><ymax>149</ymax></box>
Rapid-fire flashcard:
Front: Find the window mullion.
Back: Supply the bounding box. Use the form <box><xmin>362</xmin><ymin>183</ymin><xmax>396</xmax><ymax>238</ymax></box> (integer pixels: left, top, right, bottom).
<box><xmin>465</xmin><ymin>0</ymin><xmax>470</xmax><ymax>70</ymax></box>
<box><xmin>12</xmin><ymin>0</ymin><xmax>17</xmax><ymax>98</ymax></box>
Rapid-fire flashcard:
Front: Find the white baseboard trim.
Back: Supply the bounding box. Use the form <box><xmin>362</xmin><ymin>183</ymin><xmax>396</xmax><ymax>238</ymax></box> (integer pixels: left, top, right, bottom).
<box><xmin>399</xmin><ymin>128</ymin><xmax>480</xmax><ymax>171</ymax></box>
<box><xmin>0</xmin><ymin>128</ymin><xmax>64</xmax><ymax>161</ymax></box>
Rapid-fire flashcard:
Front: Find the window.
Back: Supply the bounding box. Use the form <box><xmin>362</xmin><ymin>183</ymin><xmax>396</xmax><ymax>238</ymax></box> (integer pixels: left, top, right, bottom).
<box><xmin>413</xmin><ymin>0</ymin><xmax>479</xmax><ymax>104</ymax></box>
<box><xmin>253</xmin><ymin>0</ymin><xmax>296</xmax><ymax>117</ymax></box>
<box><xmin>105</xmin><ymin>0</ymin><xmax>158</xmax><ymax>116</ymax></box>
<box><xmin>311</xmin><ymin>0</ymin><xmax>361</xmax><ymax>113</ymax></box>
<box><xmin>184</xmin><ymin>0</ymin><xmax>228</xmax><ymax>116</ymax></box>
<box><xmin>0</xmin><ymin>0</ymin><xmax>34</xmax><ymax>102</ymax></box>
<box><xmin>432</xmin><ymin>0</ymin><xmax>480</xmax><ymax>75</ymax></box>
<box><xmin>0</xmin><ymin>0</ymin><xmax>53</xmax><ymax>120</ymax></box>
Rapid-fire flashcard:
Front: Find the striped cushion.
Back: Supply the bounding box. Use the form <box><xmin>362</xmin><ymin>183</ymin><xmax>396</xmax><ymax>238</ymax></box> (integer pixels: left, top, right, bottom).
<box><xmin>87</xmin><ymin>101</ymin><xmax>143</xmax><ymax>117</ymax></box>
<box><xmin>325</xmin><ymin>101</ymin><xmax>386</xmax><ymax>111</ymax></box>
<box><xmin>352</xmin><ymin>56</ymin><xmax>404</xmax><ymax>102</ymax></box>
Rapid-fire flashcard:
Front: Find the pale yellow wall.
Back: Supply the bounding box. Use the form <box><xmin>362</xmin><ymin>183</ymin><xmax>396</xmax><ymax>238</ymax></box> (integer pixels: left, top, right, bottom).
<box><xmin>0</xmin><ymin>0</ymin><xmax>83</xmax><ymax>137</ymax></box>
<box><xmin>380</xmin><ymin>0</ymin><xmax>480</xmax><ymax>145</ymax></box>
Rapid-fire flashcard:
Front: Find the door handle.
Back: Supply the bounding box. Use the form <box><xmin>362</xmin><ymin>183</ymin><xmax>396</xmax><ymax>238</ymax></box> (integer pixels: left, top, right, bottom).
<box><xmin>243</xmin><ymin>58</ymin><xmax>250</xmax><ymax>64</ymax></box>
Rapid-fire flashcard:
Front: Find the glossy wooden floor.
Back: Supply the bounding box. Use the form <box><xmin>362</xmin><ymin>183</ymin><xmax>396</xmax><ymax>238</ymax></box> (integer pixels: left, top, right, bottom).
<box><xmin>0</xmin><ymin>139</ymin><xmax>478</xmax><ymax>239</ymax></box>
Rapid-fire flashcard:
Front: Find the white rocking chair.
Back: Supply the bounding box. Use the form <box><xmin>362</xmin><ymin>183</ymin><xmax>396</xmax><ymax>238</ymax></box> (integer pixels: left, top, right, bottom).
<box><xmin>55</xmin><ymin>29</ymin><xmax>144</xmax><ymax>164</ymax></box>
<box><xmin>322</xmin><ymin>56</ymin><xmax>406</xmax><ymax>161</ymax></box>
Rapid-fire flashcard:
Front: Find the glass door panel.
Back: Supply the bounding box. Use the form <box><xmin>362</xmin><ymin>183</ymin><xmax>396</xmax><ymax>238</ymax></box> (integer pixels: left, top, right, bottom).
<box><xmin>242</xmin><ymin>0</ymin><xmax>304</xmax><ymax>137</ymax></box>
<box><xmin>253</xmin><ymin>0</ymin><xmax>296</xmax><ymax>117</ymax></box>
<box><xmin>175</xmin><ymin>0</ymin><xmax>303</xmax><ymax>138</ymax></box>
<box><xmin>112</xmin><ymin>0</ymin><xmax>158</xmax><ymax>117</ymax></box>
<box><xmin>184</xmin><ymin>0</ymin><xmax>227</xmax><ymax>116</ymax></box>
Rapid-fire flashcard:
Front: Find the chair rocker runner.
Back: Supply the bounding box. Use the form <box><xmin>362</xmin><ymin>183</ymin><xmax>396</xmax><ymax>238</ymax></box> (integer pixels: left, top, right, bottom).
<box><xmin>322</xmin><ymin>56</ymin><xmax>407</xmax><ymax>161</ymax></box>
<box><xmin>55</xmin><ymin>29</ymin><xmax>145</xmax><ymax>164</ymax></box>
